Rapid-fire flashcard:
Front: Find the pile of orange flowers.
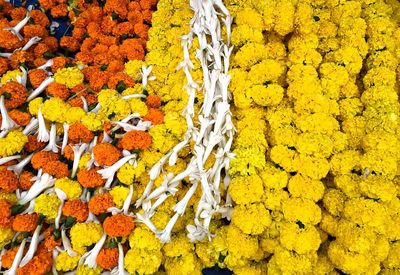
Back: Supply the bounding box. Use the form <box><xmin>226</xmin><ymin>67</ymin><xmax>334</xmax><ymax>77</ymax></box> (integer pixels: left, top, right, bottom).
<box><xmin>0</xmin><ymin>0</ymin><xmax>160</xmax><ymax>273</ymax></box>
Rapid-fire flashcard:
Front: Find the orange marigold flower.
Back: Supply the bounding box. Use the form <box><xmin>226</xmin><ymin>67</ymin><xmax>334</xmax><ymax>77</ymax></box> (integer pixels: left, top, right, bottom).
<box><xmin>46</xmin><ymin>82</ymin><xmax>70</xmax><ymax>100</ymax></box>
<box><xmin>0</xmin><ymin>199</ymin><xmax>12</xmax><ymax>228</ymax></box>
<box><xmin>93</xmin><ymin>143</ymin><xmax>121</xmax><ymax>166</ymax></box>
<box><xmin>38</xmin><ymin>0</ymin><xmax>57</xmax><ymax>10</ymax></box>
<box><xmin>12</xmin><ymin>213</ymin><xmax>39</xmax><ymax>232</ymax></box>
<box><xmin>33</xmin><ymin>43</ymin><xmax>50</xmax><ymax>59</ymax></box>
<box><xmin>128</xmin><ymin>1</ymin><xmax>141</xmax><ymax>11</ymax></box>
<box><xmin>24</xmin><ymin>135</ymin><xmax>47</xmax><ymax>153</ymax></box>
<box><xmin>0</xmin><ymin>81</ymin><xmax>28</xmax><ymax>108</ymax></box>
<box><xmin>60</xmin><ymin>36</ymin><xmax>81</xmax><ymax>52</ymax></box>
<box><xmin>33</xmin><ymin>57</ymin><xmax>48</xmax><ymax>67</ymax></box>
<box><xmin>88</xmin><ymin>193</ymin><xmax>115</xmax><ymax>215</ymax></box>
<box><xmin>119</xmin><ymin>130</ymin><xmax>152</xmax><ymax>151</ymax></box>
<box><xmin>67</xmin><ymin>97</ymin><xmax>84</xmax><ymax>108</ymax></box>
<box><xmin>51</xmin><ymin>56</ymin><xmax>69</xmax><ymax>73</ymax></box>
<box><xmin>42</xmin><ymin>36</ymin><xmax>58</xmax><ymax>52</ymax></box>
<box><xmin>133</xmin><ymin>23</ymin><xmax>149</xmax><ymax>40</ymax></box>
<box><xmin>87</xmin><ymin>22</ymin><xmax>102</xmax><ymax>38</ymax></box>
<box><xmin>139</xmin><ymin>0</ymin><xmax>157</xmax><ymax>10</ymax></box>
<box><xmin>16</xmin><ymin>249</ymin><xmax>53</xmax><ymax>275</ymax></box>
<box><xmin>72</xmin><ymin>27</ymin><xmax>86</xmax><ymax>40</ymax></box>
<box><xmin>28</xmin><ymin>69</ymin><xmax>48</xmax><ymax>89</ymax></box>
<box><xmin>63</xmin><ymin>145</ymin><xmax>74</xmax><ymax>161</ymax></box>
<box><xmin>142</xmin><ymin>9</ymin><xmax>152</xmax><ymax>23</ymax></box>
<box><xmin>77</xmin><ymin>168</ymin><xmax>105</xmax><ymax>188</ymax></box>
<box><xmin>76</xmin><ymin>52</ymin><xmax>94</xmax><ymax>65</ymax></box>
<box><xmin>42</xmin><ymin>160</ymin><xmax>69</xmax><ymax>178</ymax></box>
<box><xmin>127</xmin><ymin>10</ymin><xmax>143</xmax><ymax>25</ymax></box>
<box><xmin>85</xmin><ymin>92</ymin><xmax>98</xmax><ymax>106</ymax></box>
<box><xmin>96</xmin><ymin>248</ymin><xmax>119</xmax><ymax>270</ymax></box>
<box><xmin>9</xmin><ymin>110</ymin><xmax>31</xmax><ymax>126</ymax></box>
<box><xmin>10</xmin><ymin>50</ymin><xmax>34</xmax><ymax>69</ymax></box>
<box><xmin>10</xmin><ymin>7</ymin><xmax>26</xmax><ymax>20</ymax></box>
<box><xmin>31</xmin><ymin>151</ymin><xmax>59</xmax><ymax>170</ymax></box>
<box><xmin>50</xmin><ymin>4</ymin><xmax>68</xmax><ymax>18</ymax></box>
<box><xmin>23</xmin><ymin>24</ymin><xmax>48</xmax><ymax>39</ymax></box>
<box><xmin>108</xmin><ymin>60</ymin><xmax>125</xmax><ymax>73</ymax></box>
<box><xmin>43</xmin><ymin>36</ymin><xmax>58</xmax><ymax>52</ymax></box>
<box><xmin>0</xmin><ymin>167</ymin><xmax>18</xmax><ymax>193</ymax></box>
<box><xmin>104</xmin><ymin>0</ymin><xmax>129</xmax><ymax>19</ymax></box>
<box><xmin>88</xmin><ymin>71</ymin><xmax>111</xmax><ymax>92</ymax></box>
<box><xmin>103</xmin><ymin>214</ymin><xmax>134</xmax><ymax>237</ymax></box>
<box><xmin>107</xmin><ymin>72</ymin><xmax>135</xmax><ymax>91</ymax></box>
<box><xmin>30</xmin><ymin>10</ymin><xmax>50</xmax><ymax>27</ymax></box>
<box><xmin>62</xmin><ymin>199</ymin><xmax>89</xmax><ymax>222</ymax></box>
<box><xmin>0</xmin><ymin>30</ymin><xmax>22</xmax><ymax>51</ymax></box>
<box><xmin>144</xmin><ymin>108</ymin><xmax>164</xmax><ymax>125</ymax></box>
<box><xmin>43</xmin><ymin>227</ymin><xmax>61</xmax><ymax>251</ymax></box>
<box><xmin>68</xmin><ymin>124</ymin><xmax>93</xmax><ymax>143</ymax></box>
<box><xmin>1</xmin><ymin>245</ymin><xmax>28</xmax><ymax>269</ymax></box>
<box><xmin>146</xmin><ymin>95</ymin><xmax>161</xmax><ymax>108</ymax></box>
<box><xmin>101</xmin><ymin>17</ymin><xmax>117</xmax><ymax>34</ymax></box>
<box><xmin>112</xmin><ymin>22</ymin><xmax>134</xmax><ymax>36</ymax></box>
<box><xmin>19</xmin><ymin>171</ymin><xmax>35</xmax><ymax>190</ymax></box>
<box><xmin>0</xmin><ymin>57</ymin><xmax>9</xmax><ymax>75</ymax></box>
<box><xmin>68</xmin><ymin>123</ymin><xmax>94</xmax><ymax>144</ymax></box>
<box><xmin>119</xmin><ymin>39</ymin><xmax>145</xmax><ymax>61</ymax></box>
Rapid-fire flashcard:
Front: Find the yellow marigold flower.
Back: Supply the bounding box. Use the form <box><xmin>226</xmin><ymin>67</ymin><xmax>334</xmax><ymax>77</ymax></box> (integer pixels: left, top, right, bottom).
<box><xmin>65</xmin><ymin>107</ymin><xmax>86</xmax><ymax>125</ymax></box>
<box><xmin>359</xmin><ymin>175</ymin><xmax>397</xmax><ymax>202</ymax></box>
<box><xmin>163</xmin><ymin>233</ymin><xmax>194</xmax><ymax>257</ymax></box>
<box><xmin>55</xmin><ymin>251</ymin><xmax>80</xmax><ymax>272</ymax></box>
<box><xmin>360</xmin><ymin>150</ymin><xmax>397</xmax><ymax>179</ymax></box>
<box><xmin>296</xmin><ymin>133</ymin><xmax>333</xmax><ymax>158</ymax></box>
<box><xmin>0</xmin><ymin>227</ymin><xmax>14</xmax><ymax>249</ymax></box>
<box><xmin>164</xmin><ymin>112</ymin><xmax>186</xmax><ymax>139</ymax></box>
<box><xmin>228</xmin><ymin>175</ymin><xmax>264</xmax><ymax>205</ymax></box>
<box><xmin>128</xmin><ymin>226</ymin><xmax>162</xmax><ymax>252</ymax></box>
<box><xmin>54</xmin><ymin>67</ymin><xmax>84</xmax><ymax>88</ymax></box>
<box><xmin>78</xmin><ymin>153</ymin><xmax>91</xmax><ymax>168</ymax></box>
<box><xmin>293</xmin><ymin>154</ymin><xmax>330</xmax><ymax>180</ymax></box>
<box><xmin>296</xmin><ymin>113</ymin><xmax>339</xmax><ymax>136</ymax></box>
<box><xmin>0</xmin><ymin>130</ymin><xmax>28</xmax><ymax>157</ymax></box>
<box><xmin>76</xmin><ymin>265</ymin><xmax>102</xmax><ymax>275</ymax></box>
<box><xmin>0</xmin><ymin>70</ymin><xmax>22</xmax><ymax>85</ymax></box>
<box><xmin>149</xmin><ymin>125</ymin><xmax>177</xmax><ymax>154</ymax></box>
<box><xmin>34</xmin><ymin>194</ymin><xmax>60</xmax><ymax>222</ymax></box>
<box><xmin>28</xmin><ymin>97</ymin><xmax>43</xmax><ymax>116</ymax></box>
<box><xmin>343</xmin><ymin>198</ymin><xmax>390</xmax><ymax>235</ymax></box>
<box><xmin>248</xmin><ymin>60</ymin><xmax>285</xmax><ymax>85</ymax></box>
<box><xmin>124</xmin><ymin>60</ymin><xmax>145</xmax><ymax>81</ymax></box>
<box><xmin>41</xmin><ymin>97</ymin><xmax>71</xmax><ymax>123</ymax></box>
<box><xmin>124</xmin><ymin>247</ymin><xmax>163</xmax><ymax>275</ymax></box>
<box><xmin>231</xmin><ymin>203</ymin><xmax>271</xmax><ymax>235</ymax></box>
<box><xmin>226</xmin><ymin>225</ymin><xmax>259</xmax><ymax>260</ymax></box>
<box><xmin>235</xmin><ymin>7</ymin><xmax>263</xmax><ymax>30</ymax></box>
<box><xmin>234</xmin><ymin>127</ymin><xmax>267</xmax><ymax>149</ymax></box>
<box><xmin>383</xmin><ymin>242</ymin><xmax>400</xmax><ymax>269</ymax></box>
<box><xmin>164</xmin><ymin>253</ymin><xmax>202</xmax><ymax>275</ymax></box>
<box><xmin>233</xmin><ymin>43</ymin><xmax>266</xmax><ymax>69</ymax></box>
<box><xmin>279</xmin><ymin>222</ymin><xmax>321</xmax><ymax>254</ymax></box>
<box><xmin>274</xmin><ymin>1</ymin><xmax>295</xmax><ymax>36</ymax></box>
<box><xmin>70</xmin><ymin>222</ymin><xmax>103</xmax><ymax>249</ymax></box>
<box><xmin>260</xmin><ymin>164</ymin><xmax>288</xmax><ymax>190</ymax></box>
<box><xmin>229</xmin><ymin>146</ymin><xmax>266</xmax><ymax>176</ymax></box>
<box><xmin>264</xmin><ymin>189</ymin><xmax>289</xmax><ymax>211</ymax></box>
<box><xmin>231</xmin><ymin>25</ymin><xmax>263</xmax><ymax>47</ymax></box>
<box><xmin>282</xmin><ymin>198</ymin><xmax>322</xmax><ymax>225</ymax></box>
<box><xmin>0</xmin><ymin>192</ymin><xmax>17</xmax><ymax>204</ymax></box>
<box><xmin>270</xmin><ymin>145</ymin><xmax>296</xmax><ymax>172</ymax></box>
<box><xmin>129</xmin><ymin>98</ymin><xmax>148</xmax><ymax>117</ymax></box>
<box><xmin>121</xmin><ymin>85</ymin><xmax>143</xmax><ymax>96</ymax></box>
<box><xmin>270</xmin><ymin>246</ymin><xmax>318</xmax><ymax>274</ymax></box>
<box><xmin>54</xmin><ymin>178</ymin><xmax>82</xmax><ymax>200</ymax></box>
<box><xmin>109</xmin><ymin>185</ymin><xmax>130</xmax><ymax>208</ymax></box>
<box><xmin>288</xmin><ymin>174</ymin><xmax>325</xmax><ymax>202</ymax></box>
<box><xmin>247</xmin><ymin>84</ymin><xmax>284</xmax><ymax>107</ymax></box>
<box><xmin>81</xmin><ymin>113</ymin><xmax>103</xmax><ymax>131</ymax></box>
<box><xmin>116</xmin><ymin>162</ymin><xmax>146</xmax><ymax>185</ymax></box>
<box><xmin>97</xmin><ymin>89</ymin><xmax>130</xmax><ymax>120</ymax></box>
<box><xmin>328</xmin><ymin>241</ymin><xmax>379</xmax><ymax>275</ymax></box>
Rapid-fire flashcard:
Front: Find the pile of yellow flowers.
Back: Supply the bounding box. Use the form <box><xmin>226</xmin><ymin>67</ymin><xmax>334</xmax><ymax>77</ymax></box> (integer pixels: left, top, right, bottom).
<box><xmin>1</xmin><ymin>0</ymin><xmax>400</xmax><ymax>274</ymax></box>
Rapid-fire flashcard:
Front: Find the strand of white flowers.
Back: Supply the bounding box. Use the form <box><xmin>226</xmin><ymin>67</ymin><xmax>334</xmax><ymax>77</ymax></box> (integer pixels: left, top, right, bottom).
<box><xmin>136</xmin><ymin>0</ymin><xmax>234</xmax><ymax>243</ymax></box>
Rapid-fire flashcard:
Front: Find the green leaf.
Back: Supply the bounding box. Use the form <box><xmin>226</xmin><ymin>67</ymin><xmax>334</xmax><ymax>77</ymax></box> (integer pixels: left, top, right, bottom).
<box><xmin>109</xmin><ymin>238</ymin><xmax>118</xmax><ymax>248</ymax></box>
<box><xmin>53</xmin><ymin>229</ymin><xmax>61</xmax><ymax>240</ymax></box>
<box><xmin>116</xmin><ymin>81</ymin><xmax>126</xmax><ymax>93</ymax></box>
<box><xmin>43</xmin><ymin>51</ymin><xmax>56</xmax><ymax>58</ymax></box>
<box><xmin>11</xmin><ymin>204</ymin><xmax>25</xmax><ymax>215</ymax></box>
<box><xmin>100</xmin><ymin>64</ymin><xmax>108</xmax><ymax>71</ymax></box>
<box><xmin>111</xmin><ymin>12</ymin><xmax>118</xmax><ymax>20</ymax></box>
<box><xmin>3</xmin><ymin>92</ymin><xmax>11</xmax><ymax>100</ymax></box>
<box><xmin>64</xmin><ymin>216</ymin><xmax>76</xmax><ymax>228</ymax></box>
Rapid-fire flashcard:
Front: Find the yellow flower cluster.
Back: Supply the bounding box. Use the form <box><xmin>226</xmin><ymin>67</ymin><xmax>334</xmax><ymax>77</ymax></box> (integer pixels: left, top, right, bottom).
<box><xmin>54</xmin><ymin>67</ymin><xmax>84</xmax><ymax>88</ymax></box>
<box><xmin>222</xmin><ymin>0</ymin><xmax>400</xmax><ymax>274</ymax></box>
<box><xmin>0</xmin><ymin>130</ymin><xmax>28</xmax><ymax>157</ymax></box>
<box><xmin>34</xmin><ymin>194</ymin><xmax>61</xmax><ymax>222</ymax></box>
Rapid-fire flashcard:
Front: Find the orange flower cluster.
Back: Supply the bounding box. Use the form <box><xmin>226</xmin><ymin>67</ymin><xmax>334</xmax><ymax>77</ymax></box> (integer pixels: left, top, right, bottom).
<box><xmin>119</xmin><ymin>130</ymin><xmax>152</xmax><ymax>151</ymax></box>
<box><xmin>103</xmin><ymin>213</ymin><xmax>135</xmax><ymax>237</ymax></box>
